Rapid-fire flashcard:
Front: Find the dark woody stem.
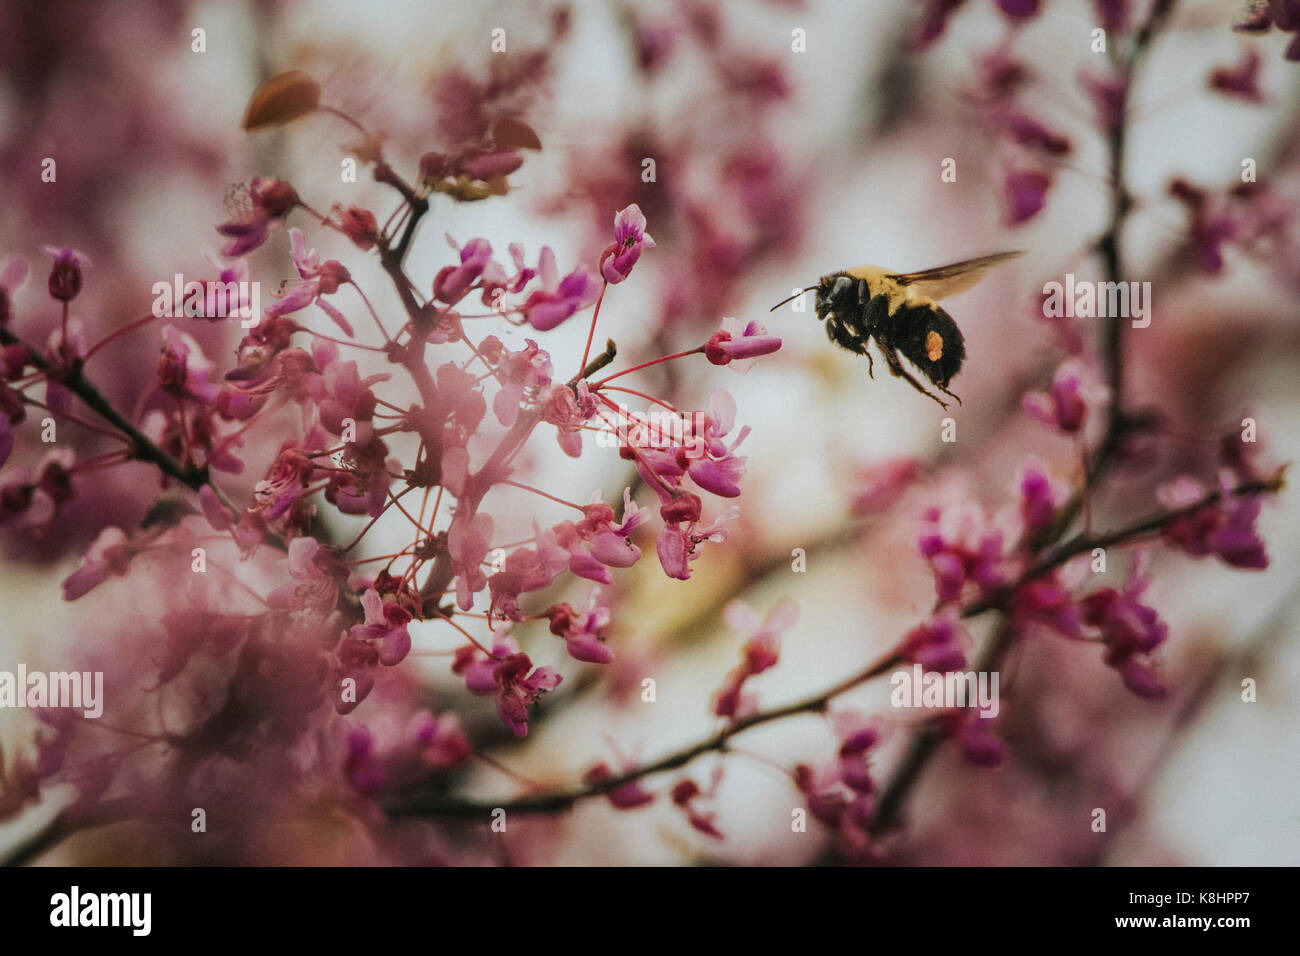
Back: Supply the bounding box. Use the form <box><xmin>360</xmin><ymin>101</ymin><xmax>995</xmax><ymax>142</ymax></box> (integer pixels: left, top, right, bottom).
<box><xmin>0</xmin><ymin>327</ymin><xmax>208</xmax><ymax>491</ymax></box>
<box><xmin>871</xmin><ymin>0</ymin><xmax>1183</xmax><ymax>836</ymax></box>
<box><xmin>388</xmin><ymin>473</ymin><xmax>1279</xmax><ymax>819</ymax></box>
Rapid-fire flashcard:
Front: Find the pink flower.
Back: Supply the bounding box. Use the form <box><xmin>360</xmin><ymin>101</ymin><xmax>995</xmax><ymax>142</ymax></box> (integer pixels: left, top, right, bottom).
<box><xmin>216</xmin><ymin>177</ymin><xmax>298</xmax><ymax>256</ymax></box>
<box><xmin>1003</xmin><ymin>168</ymin><xmax>1052</xmax><ymax>225</ymax></box>
<box><xmin>1001</xmin><ymin>111</ymin><xmax>1071</xmax><ymax>155</ymax></box>
<box><xmin>1081</xmin><ymin>557</ymin><xmax>1169</xmax><ymax>698</ymax></box>
<box><xmin>656</xmin><ymin>506</ymin><xmax>738</xmax><ymax>581</ymax></box>
<box><xmin>0</xmin><ymin>381</ymin><xmax>24</xmax><ymax>468</ymax></box>
<box><xmin>918</xmin><ymin>498</ymin><xmax>1009</xmax><ymax>605</ymax></box>
<box><xmin>541</xmin><ymin>380</ymin><xmax>597</xmax><ymax>457</ymax></box>
<box><xmin>1209</xmin><ymin>47</ymin><xmax>1265</xmax><ymax>101</ymax></box>
<box><xmin>491</xmin><ymin>652</ymin><xmax>563</xmax><ymax>737</ymax></box>
<box><xmin>61</xmin><ymin>526</ymin><xmax>134</xmax><ymax>600</ymax></box>
<box><xmin>350</xmin><ymin>588</ymin><xmax>413</xmax><ymax>666</ymax></box>
<box><xmin>1022</xmin><ymin>359</ymin><xmax>1103</xmax><ymax>433</ymax></box>
<box><xmin>545</xmin><ymin>591</ymin><xmax>614</xmax><ymax>664</ymax></box>
<box><xmin>413</xmin><ymin>711</ymin><xmax>472</xmax><ymax>769</ymax></box>
<box><xmin>713</xmin><ymin>599</ymin><xmax>798</xmax><ymax>718</ymax></box>
<box><xmin>899</xmin><ymin>612</ymin><xmax>969</xmax><ymax>672</ymax></box>
<box><xmin>265</xmin><ymin>228</ymin><xmax>352</xmax><ymax>334</ymax></box>
<box><xmin>448</xmin><ymin>510</ymin><xmax>494</xmax><ymax>610</ymax></box>
<box><xmin>492</xmin><ymin>339</ymin><xmax>552</xmax><ymax>427</ymax></box>
<box><xmin>704</xmin><ymin>317</ymin><xmax>783</xmax><ymax>371</ymax></box>
<box><xmin>433</xmin><ymin>237</ymin><xmax>495</xmax><ymax>305</ymax></box>
<box><xmin>158</xmin><ymin>325</ymin><xmax>220</xmax><ymax>404</ymax></box>
<box><xmin>683</xmin><ymin>390</ymin><xmax>750</xmax><ymax>498</ymax></box>
<box><xmin>586</xmin><ymin>762</ymin><xmax>656</xmax><ymax>809</ymax></box>
<box><xmin>599</xmin><ymin>204</ymin><xmax>655</xmax><ymax>284</ymax></box>
<box><xmin>1017</xmin><ymin>458</ymin><xmax>1068</xmax><ymax>536</ymax></box>
<box><xmin>1157</xmin><ymin>475</ymin><xmax>1270</xmax><ymax>569</ymax></box>
<box><xmin>266</xmin><ymin>535</ymin><xmax>349</xmax><ymax>613</ymax></box>
<box><xmin>521</xmin><ymin>247</ymin><xmax>601</xmax><ymax>331</ymax></box>
<box><xmin>251</xmin><ymin>441</ymin><xmax>317</xmax><ymax>521</ymax></box>
<box><xmin>40</xmin><ymin>245</ymin><xmax>91</xmax><ymax>302</ymax></box>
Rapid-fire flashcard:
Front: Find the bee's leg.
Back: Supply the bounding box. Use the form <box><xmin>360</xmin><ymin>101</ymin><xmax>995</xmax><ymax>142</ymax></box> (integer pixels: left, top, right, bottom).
<box><xmin>825</xmin><ymin>313</ymin><xmax>874</xmax><ymax>377</ymax></box>
<box><xmin>881</xmin><ymin>345</ymin><xmax>949</xmax><ymax>410</ymax></box>
<box><xmin>936</xmin><ymin>381</ymin><xmax>963</xmax><ymax>406</ymax></box>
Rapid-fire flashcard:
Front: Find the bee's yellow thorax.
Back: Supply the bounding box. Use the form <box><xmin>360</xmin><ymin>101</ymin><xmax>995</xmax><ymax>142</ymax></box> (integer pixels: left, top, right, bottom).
<box><xmin>842</xmin><ymin>266</ymin><xmax>917</xmax><ymax>310</ymax></box>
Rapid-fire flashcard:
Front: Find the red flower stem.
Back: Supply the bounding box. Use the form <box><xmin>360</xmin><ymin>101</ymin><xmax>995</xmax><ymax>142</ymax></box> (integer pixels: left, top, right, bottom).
<box><xmin>349</xmin><ymin>281</ymin><xmax>392</xmax><ymax>342</ymax></box>
<box><xmin>83</xmin><ymin>312</ymin><xmax>163</xmax><ymax>362</ymax></box>
<box><xmin>501</xmin><ymin>478</ymin><xmax>586</xmax><ymax>512</ymax></box>
<box><xmin>590</xmin><ymin>346</ymin><xmax>705</xmax><ymax>388</ymax></box>
<box><xmin>595</xmin><ymin>384</ymin><xmax>680</xmax><ymax>413</ymax></box>
<box><xmin>578</xmin><ymin>281</ymin><xmax>609</xmax><ymax>377</ymax></box>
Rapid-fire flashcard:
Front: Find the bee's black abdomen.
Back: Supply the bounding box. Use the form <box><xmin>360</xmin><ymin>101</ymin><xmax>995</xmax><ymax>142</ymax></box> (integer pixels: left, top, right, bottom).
<box><xmin>884</xmin><ymin>302</ymin><xmax>965</xmax><ymax>387</ymax></box>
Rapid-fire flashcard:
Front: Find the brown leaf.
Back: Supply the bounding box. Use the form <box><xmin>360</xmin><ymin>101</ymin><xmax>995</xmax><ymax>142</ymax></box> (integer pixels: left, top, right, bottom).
<box><xmin>242</xmin><ymin>70</ymin><xmax>321</xmax><ymax>131</ymax></box>
<box><xmin>492</xmin><ymin>116</ymin><xmax>542</xmax><ymax>151</ymax></box>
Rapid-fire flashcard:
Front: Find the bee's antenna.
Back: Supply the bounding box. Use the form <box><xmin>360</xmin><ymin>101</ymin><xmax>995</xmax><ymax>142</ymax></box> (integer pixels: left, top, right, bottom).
<box><xmin>769</xmin><ymin>286</ymin><xmax>816</xmax><ymax>312</ymax></box>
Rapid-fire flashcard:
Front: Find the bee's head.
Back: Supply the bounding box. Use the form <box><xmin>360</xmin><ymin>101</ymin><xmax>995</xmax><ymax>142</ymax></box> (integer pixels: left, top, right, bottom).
<box><xmin>813</xmin><ymin>273</ymin><xmax>853</xmax><ymax>321</ymax></box>
<box><xmin>769</xmin><ymin>273</ymin><xmax>853</xmax><ymax>317</ymax></box>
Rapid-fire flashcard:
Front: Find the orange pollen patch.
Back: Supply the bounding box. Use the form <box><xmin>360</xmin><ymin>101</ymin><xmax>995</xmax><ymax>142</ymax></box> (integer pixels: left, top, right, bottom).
<box><xmin>925</xmin><ymin>330</ymin><xmax>944</xmax><ymax>362</ymax></box>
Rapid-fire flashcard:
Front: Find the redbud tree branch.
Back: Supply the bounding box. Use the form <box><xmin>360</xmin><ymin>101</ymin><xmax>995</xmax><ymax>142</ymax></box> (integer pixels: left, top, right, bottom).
<box><xmin>871</xmin><ymin>0</ymin><xmax>1183</xmax><ymax>836</ymax></box>
<box><xmin>0</xmin><ymin>326</ymin><xmax>209</xmax><ymax>491</ymax></box>
<box><xmin>387</xmin><ymin>471</ymin><xmax>1280</xmax><ymax>819</ymax></box>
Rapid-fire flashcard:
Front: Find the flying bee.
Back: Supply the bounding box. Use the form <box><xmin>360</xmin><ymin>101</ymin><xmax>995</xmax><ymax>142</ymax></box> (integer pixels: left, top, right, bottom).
<box><xmin>772</xmin><ymin>251</ymin><xmax>1025</xmax><ymax>409</ymax></box>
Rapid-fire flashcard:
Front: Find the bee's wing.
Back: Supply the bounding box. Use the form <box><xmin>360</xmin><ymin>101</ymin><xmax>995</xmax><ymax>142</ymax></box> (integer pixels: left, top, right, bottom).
<box><xmin>888</xmin><ymin>251</ymin><xmax>1025</xmax><ymax>302</ymax></box>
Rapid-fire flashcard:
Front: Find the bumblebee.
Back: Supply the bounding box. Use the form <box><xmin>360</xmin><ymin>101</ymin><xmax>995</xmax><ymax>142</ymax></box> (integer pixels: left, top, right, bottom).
<box><xmin>772</xmin><ymin>251</ymin><xmax>1024</xmax><ymax>409</ymax></box>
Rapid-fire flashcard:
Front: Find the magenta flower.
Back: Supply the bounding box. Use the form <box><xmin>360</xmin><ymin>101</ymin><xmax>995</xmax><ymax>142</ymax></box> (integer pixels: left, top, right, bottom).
<box><xmin>521</xmin><ymin>247</ymin><xmax>601</xmax><ymax>331</ymax></box>
<box><xmin>490</xmin><ymin>653</ymin><xmax>563</xmax><ymax>737</ymax></box>
<box><xmin>447</xmin><ymin>510</ymin><xmax>494</xmax><ymax>610</ymax></box>
<box><xmin>40</xmin><ymin>245</ymin><xmax>91</xmax><ymax>302</ymax></box>
<box><xmin>1209</xmin><ymin>47</ymin><xmax>1265</xmax><ymax>102</ymax></box>
<box><xmin>898</xmin><ymin>612</ymin><xmax>969</xmax><ymax>673</ymax></box>
<box><xmin>1003</xmin><ymin>167</ymin><xmax>1052</xmax><ymax>225</ymax></box>
<box><xmin>265</xmin><ymin>228</ymin><xmax>353</xmax><ymax>336</ymax></box>
<box><xmin>545</xmin><ymin>591</ymin><xmax>614</xmax><ymax>664</ymax></box>
<box><xmin>683</xmin><ymin>390</ymin><xmax>750</xmax><ymax>498</ymax></box>
<box><xmin>1081</xmin><ymin>558</ymin><xmax>1169</xmax><ymax>698</ymax></box>
<box><xmin>704</xmin><ymin>317</ymin><xmax>783</xmax><ymax>371</ymax></box>
<box><xmin>216</xmin><ymin>176</ymin><xmax>298</xmax><ymax>256</ymax></box>
<box><xmin>492</xmin><ymin>339</ymin><xmax>552</xmax><ymax>427</ymax></box>
<box><xmin>851</xmin><ymin>457</ymin><xmax>920</xmax><ymax>516</ymax></box>
<box><xmin>251</xmin><ymin>441</ymin><xmax>317</xmax><ymax>521</ymax></box>
<box><xmin>266</xmin><ymin>535</ymin><xmax>349</xmax><ymax>612</ymax></box>
<box><xmin>0</xmin><ymin>381</ymin><xmax>24</xmax><ymax>468</ymax></box>
<box><xmin>599</xmin><ymin>204</ymin><xmax>655</xmax><ymax>284</ymax></box>
<box><xmin>1157</xmin><ymin>475</ymin><xmax>1270</xmax><ymax>569</ymax></box>
<box><xmin>918</xmin><ymin>498</ymin><xmax>1009</xmax><ymax>605</ymax></box>
<box><xmin>541</xmin><ymin>379</ymin><xmax>597</xmax><ymax>457</ymax></box>
<box><xmin>1017</xmin><ymin>458</ymin><xmax>1068</xmax><ymax>536</ymax></box>
<box><xmin>351</xmin><ymin>588</ymin><xmax>413</xmax><ymax>666</ymax></box>
<box><xmin>433</xmin><ymin>237</ymin><xmax>495</xmax><ymax>305</ymax></box>
<box><xmin>586</xmin><ymin>762</ymin><xmax>656</xmax><ymax>810</ymax></box>
<box><xmin>158</xmin><ymin>325</ymin><xmax>220</xmax><ymax>404</ymax></box>
<box><xmin>1022</xmin><ymin>359</ymin><xmax>1103</xmax><ymax>434</ymax></box>
<box><xmin>61</xmin><ymin>526</ymin><xmax>134</xmax><ymax>600</ymax></box>
<box><xmin>713</xmin><ymin>599</ymin><xmax>798</xmax><ymax>718</ymax></box>
<box><xmin>656</xmin><ymin>507</ymin><xmax>738</xmax><ymax>581</ymax></box>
